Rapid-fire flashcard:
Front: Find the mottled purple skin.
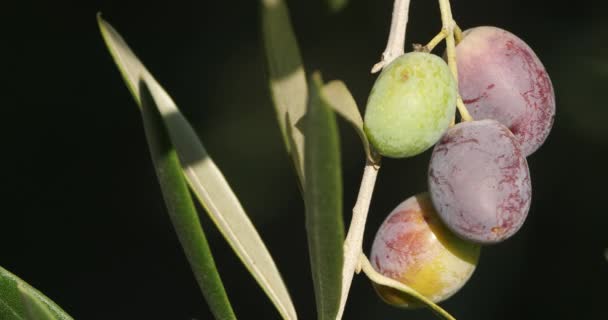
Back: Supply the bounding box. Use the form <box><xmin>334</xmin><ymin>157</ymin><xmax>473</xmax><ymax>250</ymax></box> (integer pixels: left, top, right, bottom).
<box><xmin>428</xmin><ymin>120</ymin><xmax>531</xmax><ymax>244</ymax></box>
<box><xmin>456</xmin><ymin>26</ymin><xmax>555</xmax><ymax>156</ymax></box>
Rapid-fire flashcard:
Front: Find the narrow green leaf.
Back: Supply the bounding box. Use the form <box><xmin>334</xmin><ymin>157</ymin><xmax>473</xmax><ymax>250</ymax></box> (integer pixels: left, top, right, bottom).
<box><xmin>326</xmin><ymin>0</ymin><xmax>348</xmax><ymax>12</ymax></box>
<box><xmin>261</xmin><ymin>2</ymin><xmax>344</xmax><ymax>318</ymax></box>
<box><xmin>139</xmin><ymin>81</ymin><xmax>236</xmax><ymax>320</ymax></box>
<box><xmin>321</xmin><ymin>80</ymin><xmax>375</xmax><ymax>162</ymax></box>
<box><xmin>261</xmin><ymin>0</ymin><xmax>308</xmax><ymax>188</ymax></box>
<box><xmin>304</xmin><ymin>72</ymin><xmax>344</xmax><ymax>320</ymax></box>
<box><xmin>359</xmin><ymin>254</ymin><xmax>456</xmax><ymax>320</ymax></box>
<box><xmin>0</xmin><ymin>266</ymin><xmax>72</xmax><ymax>320</ymax></box>
<box><xmin>18</xmin><ymin>284</ymin><xmax>59</xmax><ymax>320</ymax></box>
<box><xmin>97</xmin><ymin>15</ymin><xmax>297</xmax><ymax>320</ymax></box>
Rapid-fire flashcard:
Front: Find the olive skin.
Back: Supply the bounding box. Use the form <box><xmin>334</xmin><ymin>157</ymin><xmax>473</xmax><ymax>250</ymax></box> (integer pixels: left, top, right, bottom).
<box><xmin>370</xmin><ymin>193</ymin><xmax>480</xmax><ymax>307</ymax></box>
<box><xmin>456</xmin><ymin>26</ymin><xmax>555</xmax><ymax>156</ymax></box>
<box><xmin>428</xmin><ymin>120</ymin><xmax>532</xmax><ymax>244</ymax></box>
<box><xmin>364</xmin><ymin>52</ymin><xmax>457</xmax><ymax>158</ymax></box>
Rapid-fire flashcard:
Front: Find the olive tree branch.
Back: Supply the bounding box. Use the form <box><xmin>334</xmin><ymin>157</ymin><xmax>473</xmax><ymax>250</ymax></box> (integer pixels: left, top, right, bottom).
<box><xmin>337</xmin><ymin>1</ymin><xmax>412</xmax><ymax>318</ymax></box>
<box><xmin>336</xmin><ymin>159</ymin><xmax>380</xmax><ymax>320</ymax></box>
<box><xmin>371</xmin><ymin>0</ymin><xmax>412</xmax><ymax>73</ymax></box>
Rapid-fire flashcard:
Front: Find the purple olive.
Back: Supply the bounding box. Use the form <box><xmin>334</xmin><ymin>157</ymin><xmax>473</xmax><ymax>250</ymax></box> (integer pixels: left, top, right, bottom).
<box><xmin>428</xmin><ymin>120</ymin><xmax>531</xmax><ymax>244</ymax></box>
<box><xmin>456</xmin><ymin>26</ymin><xmax>555</xmax><ymax>156</ymax></box>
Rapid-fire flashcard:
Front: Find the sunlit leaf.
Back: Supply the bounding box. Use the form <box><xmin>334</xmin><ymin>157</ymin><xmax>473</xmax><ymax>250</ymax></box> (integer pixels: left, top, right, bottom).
<box><xmin>0</xmin><ymin>266</ymin><xmax>72</xmax><ymax>320</ymax></box>
<box><xmin>18</xmin><ymin>284</ymin><xmax>59</xmax><ymax>320</ymax></box>
<box><xmin>98</xmin><ymin>14</ymin><xmax>297</xmax><ymax>320</ymax></box>
<box><xmin>322</xmin><ymin>80</ymin><xmax>374</xmax><ymax>161</ymax></box>
<box><xmin>261</xmin><ymin>0</ymin><xmax>308</xmax><ymax>188</ymax></box>
<box><xmin>303</xmin><ymin>72</ymin><xmax>345</xmax><ymax>320</ymax></box>
<box><xmin>359</xmin><ymin>254</ymin><xmax>456</xmax><ymax>320</ymax></box>
<box><xmin>139</xmin><ymin>81</ymin><xmax>236</xmax><ymax>319</ymax></box>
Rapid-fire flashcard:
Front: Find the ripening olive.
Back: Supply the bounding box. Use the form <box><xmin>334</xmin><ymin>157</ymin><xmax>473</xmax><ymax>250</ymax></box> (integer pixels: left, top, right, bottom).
<box><xmin>370</xmin><ymin>193</ymin><xmax>480</xmax><ymax>307</ymax></box>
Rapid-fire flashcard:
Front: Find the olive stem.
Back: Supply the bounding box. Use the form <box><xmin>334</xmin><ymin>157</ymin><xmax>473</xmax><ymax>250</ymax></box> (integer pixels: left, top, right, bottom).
<box><xmin>454</xmin><ymin>21</ymin><xmax>464</xmax><ymax>43</ymax></box>
<box><xmin>336</xmin><ymin>159</ymin><xmax>380</xmax><ymax>320</ymax></box>
<box><xmin>359</xmin><ymin>254</ymin><xmax>456</xmax><ymax>320</ymax></box>
<box><xmin>371</xmin><ymin>0</ymin><xmax>411</xmax><ymax>73</ymax></box>
<box><xmin>438</xmin><ymin>0</ymin><xmax>473</xmax><ymax>121</ymax></box>
<box><xmin>424</xmin><ymin>30</ymin><xmax>447</xmax><ymax>52</ymax></box>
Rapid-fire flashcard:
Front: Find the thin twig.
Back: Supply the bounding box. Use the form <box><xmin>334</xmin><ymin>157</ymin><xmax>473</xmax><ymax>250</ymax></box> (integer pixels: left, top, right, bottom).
<box><xmin>371</xmin><ymin>0</ymin><xmax>412</xmax><ymax>73</ymax></box>
<box><xmin>424</xmin><ymin>30</ymin><xmax>447</xmax><ymax>52</ymax></box>
<box><xmin>337</xmin><ymin>1</ymin><xmax>411</xmax><ymax>318</ymax></box>
<box><xmin>438</xmin><ymin>0</ymin><xmax>472</xmax><ymax>121</ymax></box>
<box><xmin>453</xmin><ymin>20</ymin><xmax>464</xmax><ymax>43</ymax></box>
<box><xmin>335</xmin><ymin>160</ymin><xmax>380</xmax><ymax>319</ymax></box>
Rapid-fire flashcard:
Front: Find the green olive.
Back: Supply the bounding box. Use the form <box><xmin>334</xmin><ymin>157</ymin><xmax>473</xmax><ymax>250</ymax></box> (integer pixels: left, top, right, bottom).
<box><xmin>364</xmin><ymin>52</ymin><xmax>457</xmax><ymax>158</ymax></box>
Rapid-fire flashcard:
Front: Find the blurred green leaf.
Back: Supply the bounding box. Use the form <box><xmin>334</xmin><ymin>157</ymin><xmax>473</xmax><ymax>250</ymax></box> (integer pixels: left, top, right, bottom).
<box><xmin>303</xmin><ymin>72</ymin><xmax>345</xmax><ymax>320</ymax></box>
<box><xmin>322</xmin><ymin>80</ymin><xmax>374</xmax><ymax>161</ymax></box>
<box><xmin>359</xmin><ymin>254</ymin><xmax>455</xmax><ymax>320</ymax></box>
<box><xmin>18</xmin><ymin>284</ymin><xmax>59</xmax><ymax>320</ymax></box>
<box><xmin>139</xmin><ymin>81</ymin><xmax>236</xmax><ymax>319</ymax></box>
<box><xmin>0</xmin><ymin>266</ymin><xmax>72</xmax><ymax>320</ymax></box>
<box><xmin>261</xmin><ymin>0</ymin><xmax>308</xmax><ymax>188</ymax></box>
<box><xmin>98</xmin><ymin>14</ymin><xmax>297</xmax><ymax>320</ymax></box>
<box><xmin>262</xmin><ymin>2</ymin><xmax>345</xmax><ymax>318</ymax></box>
<box><xmin>327</xmin><ymin>0</ymin><xmax>348</xmax><ymax>12</ymax></box>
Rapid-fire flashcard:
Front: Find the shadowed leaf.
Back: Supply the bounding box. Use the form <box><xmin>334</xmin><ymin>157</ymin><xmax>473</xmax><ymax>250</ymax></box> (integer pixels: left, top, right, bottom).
<box><xmin>261</xmin><ymin>0</ymin><xmax>308</xmax><ymax>188</ymax></box>
<box><xmin>140</xmin><ymin>81</ymin><xmax>236</xmax><ymax>320</ymax></box>
<box><xmin>303</xmin><ymin>72</ymin><xmax>345</xmax><ymax>320</ymax></box>
<box><xmin>262</xmin><ymin>1</ymin><xmax>345</xmax><ymax>318</ymax></box>
<box><xmin>322</xmin><ymin>80</ymin><xmax>374</xmax><ymax>161</ymax></box>
<box><xmin>98</xmin><ymin>14</ymin><xmax>297</xmax><ymax>320</ymax></box>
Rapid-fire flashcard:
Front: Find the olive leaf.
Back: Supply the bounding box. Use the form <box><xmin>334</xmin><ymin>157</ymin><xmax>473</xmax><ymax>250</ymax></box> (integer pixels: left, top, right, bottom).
<box><xmin>322</xmin><ymin>80</ymin><xmax>375</xmax><ymax>161</ymax></box>
<box><xmin>18</xmin><ymin>284</ymin><xmax>60</xmax><ymax>320</ymax></box>
<box><xmin>303</xmin><ymin>72</ymin><xmax>345</xmax><ymax>320</ymax></box>
<box><xmin>261</xmin><ymin>0</ymin><xmax>308</xmax><ymax>189</ymax></box>
<box><xmin>98</xmin><ymin>14</ymin><xmax>297</xmax><ymax>320</ymax></box>
<box><xmin>139</xmin><ymin>81</ymin><xmax>236</xmax><ymax>319</ymax></box>
<box><xmin>0</xmin><ymin>266</ymin><xmax>73</xmax><ymax>320</ymax></box>
<box><xmin>261</xmin><ymin>1</ymin><xmax>345</xmax><ymax>318</ymax></box>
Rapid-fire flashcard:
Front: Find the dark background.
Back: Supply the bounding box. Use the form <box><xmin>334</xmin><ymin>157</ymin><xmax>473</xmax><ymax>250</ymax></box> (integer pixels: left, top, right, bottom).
<box><xmin>3</xmin><ymin>0</ymin><xmax>607</xmax><ymax>319</ymax></box>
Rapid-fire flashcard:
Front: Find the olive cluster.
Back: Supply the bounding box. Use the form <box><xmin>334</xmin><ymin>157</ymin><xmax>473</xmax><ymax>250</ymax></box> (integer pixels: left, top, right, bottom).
<box><xmin>365</xmin><ymin>26</ymin><xmax>555</xmax><ymax>306</ymax></box>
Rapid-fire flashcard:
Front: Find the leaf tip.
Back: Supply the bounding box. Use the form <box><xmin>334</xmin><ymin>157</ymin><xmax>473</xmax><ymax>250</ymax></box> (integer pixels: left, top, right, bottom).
<box><xmin>96</xmin><ymin>12</ymin><xmax>107</xmax><ymax>31</ymax></box>
<box><xmin>310</xmin><ymin>70</ymin><xmax>324</xmax><ymax>88</ymax></box>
